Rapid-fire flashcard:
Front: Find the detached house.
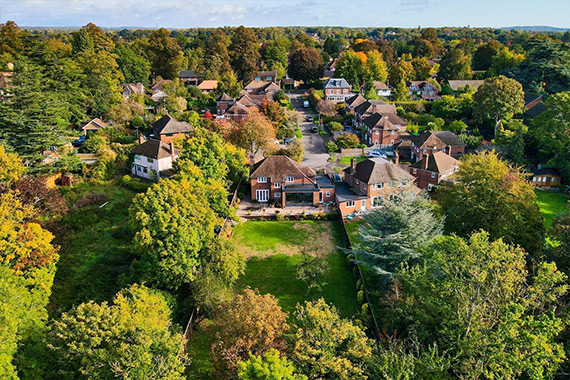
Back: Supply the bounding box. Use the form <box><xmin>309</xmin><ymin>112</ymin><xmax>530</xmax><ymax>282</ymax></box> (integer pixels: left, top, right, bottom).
<box><xmin>150</xmin><ymin>79</ymin><xmax>172</xmax><ymax>102</ymax></box>
<box><xmin>410</xmin><ymin>131</ymin><xmax>465</xmax><ymax>162</ymax></box>
<box><xmin>323</xmin><ymin>78</ymin><xmax>353</xmax><ymax>103</ymax></box>
<box><xmin>409</xmin><ymin>151</ymin><xmax>460</xmax><ymax>190</ymax></box>
<box><xmin>216</xmin><ymin>93</ymin><xmax>235</xmax><ymax>116</ymax></box>
<box><xmin>197</xmin><ymin>80</ymin><xmax>218</xmax><ymax>94</ymax></box>
<box><xmin>353</xmin><ymin>99</ymin><xmax>399</xmax><ymax>128</ymax></box>
<box><xmin>82</xmin><ymin>118</ymin><xmax>109</xmax><ymax>136</ymax></box>
<box><xmin>243</xmin><ymin>80</ymin><xmax>280</xmax><ymax>96</ymax></box>
<box><xmin>363</xmin><ymin>113</ymin><xmax>407</xmax><ymax>147</ymax></box>
<box><xmin>373</xmin><ymin>81</ymin><xmax>392</xmax><ymax>97</ymax></box>
<box><xmin>531</xmin><ymin>165</ymin><xmax>561</xmax><ymax>187</ymax></box>
<box><xmin>337</xmin><ymin>158</ymin><xmax>417</xmax><ymax>216</ymax></box>
<box><xmin>408</xmin><ymin>81</ymin><xmax>441</xmax><ymax>101</ymax></box>
<box><xmin>152</xmin><ymin>114</ymin><xmax>194</xmax><ymax>143</ymax></box>
<box><xmin>122</xmin><ymin>83</ymin><xmax>145</xmax><ymax>99</ymax></box>
<box><xmin>250</xmin><ymin>155</ymin><xmax>335</xmax><ymax>207</ymax></box>
<box><xmin>131</xmin><ymin>139</ymin><xmax>179</xmax><ymax>180</ymax></box>
<box><xmin>178</xmin><ymin>70</ymin><xmax>199</xmax><ymax>86</ymax></box>
<box><xmin>253</xmin><ymin>71</ymin><xmax>278</xmax><ymax>83</ymax></box>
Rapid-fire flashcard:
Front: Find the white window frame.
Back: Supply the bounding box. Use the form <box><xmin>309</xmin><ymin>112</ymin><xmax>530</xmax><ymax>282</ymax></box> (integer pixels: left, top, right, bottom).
<box><xmin>372</xmin><ymin>196</ymin><xmax>383</xmax><ymax>208</ymax></box>
<box><xmin>256</xmin><ymin>189</ymin><xmax>270</xmax><ymax>202</ymax></box>
<box><xmin>346</xmin><ymin>200</ymin><xmax>355</xmax><ymax>207</ymax></box>
<box><xmin>274</xmin><ymin>192</ymin><xmax>281</xmax><ymax>198</ymax></box>
<box><xmin>285</xmin><ymin>176</ymin><xmax>294</xmax><ymax>183</ymax></box>
<box><xmin>326</xmin><ymin>191</ymin><xmax>331</xmax><ymax>197</ymax></box>
<box><xmin>274</xmin><ymin>182</ymin><xmax>281</xmax><ymax>188</ymax></box>
<box><xmin>413</xmin><ymin>169</ymin><xmax>417</xmax><ymax>174</ymax></box>
<box><xmin>431</xmin><ymin>172</ymin><xmax>436</xmax><ymax>178</ymax></box>
<box><xmin>257</xmin><ymin>177</ymin><xmax>268</xmax><ymax>183</ymax></box>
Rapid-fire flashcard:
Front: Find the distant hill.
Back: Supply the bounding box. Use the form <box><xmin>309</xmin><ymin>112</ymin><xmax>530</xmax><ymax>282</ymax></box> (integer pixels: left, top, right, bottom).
<box><xmin>501</xmin><ymin>26</ymin><xmax>570</xmax><ymax>32</ymax></box>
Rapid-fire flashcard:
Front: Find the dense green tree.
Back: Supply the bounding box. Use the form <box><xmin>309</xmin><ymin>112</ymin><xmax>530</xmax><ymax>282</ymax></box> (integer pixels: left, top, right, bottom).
<box><xmin>48</xmin><ymin>284</ymin><xmax>186</xmax><ymax>380</ymax></box>
<box><xmin>530</xmin><ymin>92</ymin><xmax>570</xmax><ymax>179</ymax></box>
<box><xmin>387</xmin><ymin>232</ymin><xmax>567</xmax><ymax>380</ymax></box>
<box><xmin>291</xmin><ymin>298</ymin><xmax>372</xmax><ymax>380</ymax></box>
<box><xmin>334</xmin><ymin>50</ymin><xmax>365</xmax><ymax>88</ymax></box>
<box><xmin>0</xmin><ymin>145</ymin><xmax>25</xmax><ymax>185</ymax></box>
<box><xmin>148</xmin><ymin>28</ymin><xmax>184</xmax><ymax>79</ymax></box>
<box><xmin>366</xmin><ymin>50</ymin><xmax>388</xmax><ymax>82</ymax></box>
<box><xmin>488</xmin><ymin>47</ymin><xmax>525</xmax><ymax>76</ymax></box>
<box><xmin>0</xmin><ymin>21</ymin><xmax>27</xmax><ymax>55</ymax></box>
<box><xmin>438</xmin><ymin>150</ymin><xmax>544</xmax><ymax>254</ymax></box>
<box><xmin>81</xmin><ymin>23</ymin><xmax>115</xmax><ymax>53</ymax></box>
<box><xmin>352</xmin><ymin>194</ymin><xmax>443</xmax><ymax>278</ymax></box>
<box><xmin>238</xmin><ymin>349</ymin><xmax>307</xmax><ymax>380</ymax></box>
<box><xmin>229</xmin><ymin>26</ymin><xmax>261</xmax><ymax>81</ymax></box>
<box><xmin>216</xmin><ymin>70</ymin><xmax>242</xmax><ymax>98</ymax></box>
<box><xmin>129</xmin><ymin>177</ymin><xmax>217</xmax><ymax>289</ymax></box>
<box><xmin>411</xmin><ymin>57</ymin><xmax>432</xmax><ymax>81</ymax></box>
<box><xmin>287</xmin><ymin>46</ymin><xmax>324</xmax><ymax>82</ymax></box>
<box><xmin>473</xmin><ymin>75</ymin><xmax>525</xmax><ymax>125</ymax></box>
<box><xmin>114</xmin><ymin>42</ymin><xmax>151</xmax><ymax>85</ymax></box>
<box><xmin>263</xmin><ymin>37</ymin><xmax>289</xmax><ymax>78</ymax></box>
<box><xmin>495</xmin><ymin>119</ymin><xmax>527</xmax><ymax>165</ymax></box>
<box><xmin>437</xmin><ymin>48</ymin><xmax>471</xmax><ymax>81</ymax></box>
<box><xmin>71</xmin><ymin>28</ymin><xmax>94</xmax><ymax>54</ymax></box>
<box><xmin>233</xmin><ymin>110</ymin><xmax>276</xmax><ymax>157</ymax></box>
<box><xmin>204</xmin><ymin>29</ymin><xmax>233</xmax><ymax>79</ymax></box>
<box><xmin>472</xmin><ymin>40</ymin><xmax>502</xmax><ymax>71</ymax></box>
<box><xmin>323</xmin><ymin>37</ymin><xmax>344</xmax><ymax>57</ymax></box>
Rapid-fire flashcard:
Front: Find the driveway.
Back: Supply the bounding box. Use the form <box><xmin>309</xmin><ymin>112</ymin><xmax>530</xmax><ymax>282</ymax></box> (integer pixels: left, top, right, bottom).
<box><xmin>288</xmin><ymin>92</ymin><xmax>331</xmax><ymax>171</ymax></box>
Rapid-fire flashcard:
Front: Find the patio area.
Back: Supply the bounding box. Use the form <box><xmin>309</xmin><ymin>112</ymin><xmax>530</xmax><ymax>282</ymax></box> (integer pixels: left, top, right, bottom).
<box><xmin>237</xmin><ymin>192</ymin><xmax>334</xmax><ymax>219</ymax></box>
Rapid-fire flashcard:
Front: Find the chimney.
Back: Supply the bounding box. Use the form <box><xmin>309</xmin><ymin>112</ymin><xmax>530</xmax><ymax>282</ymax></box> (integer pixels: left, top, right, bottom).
<box><xmin>169</xmin><ymin>142</ymin><xmax>175</xmax><ymax>157</ymax></box>
<box><xmin>394</xmin><ymin>150</ymin><xmax>400</xmax><ymax>165</ymax></box>
<box><xmin>446</xmin><ymin>145</ymin><xmax>452</xmax><ymax>155</ymax></box>
<box><xmin>423</xmin><ymin>153</ymin><xmax>429</xmax><ymax>170</ymax></box>
<box><xmin>350</xmin><ymin>158</ymin><xmax>357</xmax><ymax>175</ymax></box>
<box><xmin>138</xmin><ymin>135</ymin><xmax>145</xmax><ymax>145</ymax></box>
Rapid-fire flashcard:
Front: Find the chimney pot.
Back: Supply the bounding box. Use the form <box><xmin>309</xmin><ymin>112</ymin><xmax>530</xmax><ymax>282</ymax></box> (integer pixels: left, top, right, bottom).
<box><xmin>169</xmin><ymin>142</ymin><xmax>175</xmax><ymax>157</ymax></box>
<box><xmin>423</xmin><ymin>154</ymin><xmax>429</xmax><ymax>170</ymax></box>
<box><xmin>350</xmin><ymin>158</ymin><xmax>357</xmax><ymax>175</ymax></box>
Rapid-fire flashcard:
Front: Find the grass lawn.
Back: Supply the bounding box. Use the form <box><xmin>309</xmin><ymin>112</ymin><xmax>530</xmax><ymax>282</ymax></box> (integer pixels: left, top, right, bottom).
<box><xmin>233</xmin><ymin>220</ymin><xmax>359</xmax><ymax>317</ymax></box>
<box><xmin>535</xmin><ymin>189</ymin><xmax>569</xmax><ymax>229</ymax></box>
<box><xmin>339</xmin><ymin>155</ymin><xmax>366</xmax><ymax>166</ymax></box>
<box><xmin>345</xmin><ymin>219</ymin><xmax>365</xmax><ymax>246</ymax></box>
<box><xmin>49</xmin><ymin>181</ymin><xmax>137</xmax><ymax>314</ymax></box>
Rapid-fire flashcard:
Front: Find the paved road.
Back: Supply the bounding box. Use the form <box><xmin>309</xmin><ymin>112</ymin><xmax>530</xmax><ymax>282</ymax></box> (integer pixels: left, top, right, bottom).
<box><xmin>288</xmin><ymin>92</ymin><xmax>331</xmax><ymax>170</ymax></box>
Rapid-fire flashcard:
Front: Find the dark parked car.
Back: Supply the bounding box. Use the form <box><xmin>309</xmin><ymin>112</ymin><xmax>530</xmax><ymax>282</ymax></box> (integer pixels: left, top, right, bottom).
<box><xmin>311</xmin><ymin>125</ymin><xmax>318</xmax><ymax>133</ymax></box>
<box><xmin>305</xmin><ymin>115</ymin><xmax>313</xmax><ymax>122</ymax></box>
<box><xmin>72</xmin><ymin>135</ymin><xmax>86</xmax><ymax>147</ymax></box>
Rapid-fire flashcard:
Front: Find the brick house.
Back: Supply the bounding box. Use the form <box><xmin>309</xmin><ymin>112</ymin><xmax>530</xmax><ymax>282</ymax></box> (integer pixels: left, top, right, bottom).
<box><xmin>82</xmin><ymin>118</ymin><xmax>109</xmax><ymax>136</ymax></box>
<box><xmin>323</xmin><ymin>78</ymin><xmax>353</xmax><ymax>103</ymax></box>
<box><xmin>363</xmin><ymin>113</ymin><xmax>406</xmax><ymax>147</ymax></box>
<box><xmin>353</xmin><ymin>99</ymin><xmax>400</xmax><ymax>128</ymax></box>
<box><xmin>249</xmin><ymin>155</ymin><xmax>335</xmax><ymax>207</ymax></box>
<box><xmin>408</xmin><ymin>81</ymin><xmax>441</xmax><ymax>101</ymax></box>
<box><xmin>152</xmin><ymin>114</ymin><xmax>194</xmax><ymax>143</ymax></box>
<box><xmin>131</xmin><ymin>139</ymin><xmax>179</xmax><ymax>180</ymax></box>
<box><xmin>345</xmin><ymin>94</ymin><xmax>367</xmax><ymax>113</ymax></box>
<box><xmin>409</xmin><ymin>151</ymin><xmax>460</xmax><ymax>190</ymax></box>
<box><xmin>336</xmin><ymin>158</ymin><xmax>418</xmax><ymax>216</ymax></box>
<box><xmin>216</xmin><ymin>93</ymin><xmax>235</xmax><ymax>115</ymax></box>
<box><xmin>244</xmin><ymin>80</ymin><xmax>280</xmax><ymax>96</ymax></box>
<box><xmin>410</xmin><ymin>131</ymin><xmax>465</xmax><ymax>162</ymax></box>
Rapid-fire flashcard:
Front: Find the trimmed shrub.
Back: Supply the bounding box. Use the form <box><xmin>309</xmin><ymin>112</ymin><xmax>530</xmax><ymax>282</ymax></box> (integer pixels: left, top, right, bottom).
<box><xmin>357</xmin><ymin>290</ymin><xmax>365</xmax><ymax>304</ymax></box>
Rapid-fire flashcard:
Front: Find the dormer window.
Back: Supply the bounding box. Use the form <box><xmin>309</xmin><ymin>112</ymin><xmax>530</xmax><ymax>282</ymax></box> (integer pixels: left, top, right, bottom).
<box><xmin>257</xmin><ymin>177</ymin><xmax>268</xmax><ymax>183</ymax></box>
<box><xmin>285</xmin><ymin>176</ymin><xmax>294</xmax><ymax>183</ymax></box>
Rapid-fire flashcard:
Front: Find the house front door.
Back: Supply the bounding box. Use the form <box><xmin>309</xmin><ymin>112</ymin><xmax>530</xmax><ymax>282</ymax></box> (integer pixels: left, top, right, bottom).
<box><xmin>256</xmin><ymin>189</ymin><xmax>269</xmax><ymax>202</ymax></box>
<box><xmin>361</xmin><ymin>199</ymin><xmax>367</xmax><ymax>211</ymax></box>
<box><xmin>319</xmin><ymin>192</ymin><xmax>323</xmax><ymax>203</ymax></box>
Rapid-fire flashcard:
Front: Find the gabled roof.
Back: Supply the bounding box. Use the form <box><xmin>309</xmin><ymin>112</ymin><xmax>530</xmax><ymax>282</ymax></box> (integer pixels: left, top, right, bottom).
<box><xmin>373</xmin><ymin>81</ymin><xmax>390</xmax><ymax>90</ymax></box>
<box><xmin>244</xmin><ymin>80</ymin><xmax>270</xmax><ymax>90</ymax></box>
<box><xmin>250</xmin><ymin>155</ymin><xmax>316</xmax><ymax>183</ymax></box>
<box><xmin>263</xmin><ymin>82</ymin><xmax>281</xmax><ymax>92</ymax></box>
<box><xmin>243</xmin><ymin>80</ymin><xmax>280</xmax><ymax>95</ymax></box>
<box><xmin>346</xmin><ymin>94</ymin><xmax>367</xmax><ymax>107</ymax></box>
<box><xmin>411</xmin><ymin>131</ymin><xmax>465</xmax><ymax>149</ymax></box>
<box><xmin>354</xmin><ymin>100</ymin><xmax>397</xmax><ymax>117</ymax></box>
<box><xmin>197</xmin><ymin>80</ymin><xmax>218</xmax><ymax>90</ymax></box>
<box><xmin>132</xmin><ymin>139</ymin><xmax>179</xmax><ymax>159</ymax></box>
<box><xmin>151</xmin><ymin>79</ymin><xmax>172</xmax><ymax>91</ymax></box>
<box><xmin>218</xmin><ymin>93</ymin><xmax>235</xmax><ymax>102</ymax></box>
<box><xmin>152</xmin><ymin>115</ymin><xmax>194</xmax><ymax>135</ymax></box>
<box><xmin>447</xmin><ymin>80</ymin><xmax>484</xmax><ymax>91</ymax></box>
<box><xmin>226</xmin><ymin>101</ymin><xmax>250</xmax><ymax>115</ymax></box>
<box><xmin>411</xmin><ymin>151</ymin><xmax>459</xmax><ymax>173</ymax></box>
<box><xmin>324</xmin><ymin>78</ymin><xmax>351</xmax><ymax>89</ymax></box>
<box><xmin>82</xmin><ymin>118</ymin><xmax>108</xmax><ymax>131</ymax></box>
<box><xmin>122</xmin><ymin>83</ymin><xmax>145</xmax><ymax>95</ymax></box>
<box><xmin>344</xmin><ymin>158</ymin><xmax>414</xmax><ymax>184</ymax></box>
<box><xmin>254</xmin><ymin>70</ymin><xmax>277</xmax><ymax>78</ymax></box>
<box><xmin>363</xmin><ymin>113</ymin><xmax>398</xmax><ymax>131</ymax></box>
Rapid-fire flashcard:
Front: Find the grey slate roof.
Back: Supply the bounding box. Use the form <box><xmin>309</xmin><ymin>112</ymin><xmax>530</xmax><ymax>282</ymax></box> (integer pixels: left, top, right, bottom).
<box><xmin>323</xmin><ymin>78</ymin><xmax>351</xmax><ymax>89</ymax></box>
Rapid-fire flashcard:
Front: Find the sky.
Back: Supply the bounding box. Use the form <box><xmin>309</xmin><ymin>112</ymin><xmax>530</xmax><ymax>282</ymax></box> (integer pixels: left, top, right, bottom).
<box><xmin>1</xmin><ymin>0</ymin><xmax>569</xmax><ymax>29</ymax></box>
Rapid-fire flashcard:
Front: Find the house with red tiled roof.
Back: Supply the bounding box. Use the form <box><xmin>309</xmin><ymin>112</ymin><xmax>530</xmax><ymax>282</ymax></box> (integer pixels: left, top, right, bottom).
<box><xmin>363</xmin><ymin>113</ymin><xmax>407</xmax><ymax>147</ymax></box>
<box><xmin>250</xmin><ymin>155</ymin><xmax>335</xmax><ymax>207</ymax></box>
<box><xmin>410</xmin><ymin>131</ymin><xmax>465</xmax><ymax>162</ymax></box>
<box><xmin>409</xmin><ymin>151</ymin><xmax>460</xmax><ymax>190</ymax></box>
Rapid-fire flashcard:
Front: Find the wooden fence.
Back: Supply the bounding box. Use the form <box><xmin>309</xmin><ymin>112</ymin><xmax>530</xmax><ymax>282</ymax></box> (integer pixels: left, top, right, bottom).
<box><xmin>338</xmin><ymin>214</ymin><xmax>382</xmax><ymax>345</ymax></box>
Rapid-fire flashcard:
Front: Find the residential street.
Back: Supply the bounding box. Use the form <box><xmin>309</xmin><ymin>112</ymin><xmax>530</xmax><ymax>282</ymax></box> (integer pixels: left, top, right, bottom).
<box><xmin>288</xmin><ymin>92</ymin><xmax>331</xmax><ymax>170</ymax></box>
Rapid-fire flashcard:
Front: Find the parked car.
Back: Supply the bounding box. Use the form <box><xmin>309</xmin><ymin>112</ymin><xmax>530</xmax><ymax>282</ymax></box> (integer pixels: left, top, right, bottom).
<box><xmin>303</xmin><ymin>100</ymin><xmax>309</xmax><ymax>108</ymax></box>
<box><xmin>72</xmin><ymin>135</ymin><xmax>86</xmax><ymax>147</ymax></box>
<box><xmin>305</xmin><ymin>115</ymin><xmax>313</xmax><ymax>122</ymax></box>
<box><xmin>284</xmin><ymin>137</ymin><xmax>296</xmax><ymax>144</ymax></box>
<box><xmin>311</xmin><ymin>125</ymin><xmax>318</xmax><ymax>133</ymax></box>
<box><xmin>368</xmin><ymin>150</ymin><xmax>387</xmax><ymax>159</ymax></box>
